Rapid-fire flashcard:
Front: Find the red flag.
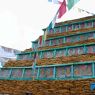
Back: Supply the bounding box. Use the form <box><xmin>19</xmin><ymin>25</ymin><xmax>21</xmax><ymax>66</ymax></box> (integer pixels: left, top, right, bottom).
<box><xmin>58</xmin><ymin>0</ymin><xmax>66</xmax><ymax>18</ymax></box>
<box><xmin>38</xmin><ymin>36</ymin><xmax>42</xmax><ymax>45</ymax></box>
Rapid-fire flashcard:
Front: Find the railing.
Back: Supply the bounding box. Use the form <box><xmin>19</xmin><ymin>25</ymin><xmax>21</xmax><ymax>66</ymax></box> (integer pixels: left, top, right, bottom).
<box><xmin>44</xmin><ymin>30</ymin><xmax>95</xmax><ymax>47</ymax></box>
<box><xmin>17</xmin><ymin>43</ymin><xmax>95</xmax><ymax>60</ymax></box>
<box><xmin>47</xmin><ymin>19</ymin><xmax>95</xmax><ymax>35</ymax></box>
<box><xmin>17</xmin><ymin>51</ymin><xmax>35</xmax><ymax>60</ymax></box>
<box><xmin>0</xmin><ymin>61</ymin><xmax>95</xmax><ymax>80</ymax></box>
<box><xmin>32</xmin><ymin>20</ymin><xmax>95</xmax><ymax>49</ymax></box>
<box><xmin>32</xmin><ymin>30</ymin><xmax>95</xmax><ymax>49</ymax></box>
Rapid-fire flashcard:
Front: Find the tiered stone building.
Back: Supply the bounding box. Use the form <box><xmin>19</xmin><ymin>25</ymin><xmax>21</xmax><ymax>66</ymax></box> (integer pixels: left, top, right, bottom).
<box><xmin>0</xmin><ymin>16</ymin><xmax>95</xmax><ymax>95</ymax></box>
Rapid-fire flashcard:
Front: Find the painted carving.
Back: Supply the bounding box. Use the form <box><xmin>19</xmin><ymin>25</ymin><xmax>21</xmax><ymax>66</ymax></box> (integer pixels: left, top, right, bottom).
<box><xmin>24</xmin><ymin>69</ymin><xmax>32</xmax><ymax>78</ymax></box>
<box><xmin>74</xmin><ymin>64</ymin><xmax>92</xmax><ymax>77</ymax></box>
<box><xmin>0</xmin><ymin>69</ymin><xmax>10</xmax><ymax>78</ymax></box>
<box><xmin>11</xmin><ymin>69</ymin><xmax>22</xmax><ymax>78</ymax></box>
<box><xmin>45</xmin><ymin>68</ymin><xmax>53</xmax><ymax>78</ymax></box>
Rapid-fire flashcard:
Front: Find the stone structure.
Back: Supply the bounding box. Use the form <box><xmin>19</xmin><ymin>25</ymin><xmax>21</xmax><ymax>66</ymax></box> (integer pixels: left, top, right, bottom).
<box><xmin>0</xmin><ymin>16</ymin><xmax>95</xmax><ymax>95</ymax></box>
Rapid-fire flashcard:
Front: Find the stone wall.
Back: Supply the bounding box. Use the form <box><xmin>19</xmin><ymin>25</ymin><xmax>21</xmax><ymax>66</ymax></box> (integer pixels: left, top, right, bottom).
<box><xmin>0</xmin><ymin>79</ymin><xmax>95</xmax><ymax>95</ymax></box>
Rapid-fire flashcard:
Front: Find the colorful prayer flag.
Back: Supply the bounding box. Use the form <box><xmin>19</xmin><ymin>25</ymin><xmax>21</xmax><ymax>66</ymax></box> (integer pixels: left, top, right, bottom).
<box><xmin>58</xmin><ymin>0</ymin><xmax>66</xmax><ymax>18</ymax></box>
<box><xmin>52</xmin><ymin>11</ymin><xmax>58</xmax><ymax>28</ymax></box>
<box><xmin>67</xmin><ymin>0</ymin><xmax>80</xmax><ymax>10</ymax></box>
<box><xmin>47</xmin><ymin>0</ymin><xmax>66</xmax><ymax>31</ymax></box>
<box><xmin>48</xmin><ymin>11</ymin><xmax>58</xmax><ymax>31</ymax></box>
<box><xmin>48</xmin><ymin>22</ymin><xmax>52</xmax><ymax>31</ymax></box>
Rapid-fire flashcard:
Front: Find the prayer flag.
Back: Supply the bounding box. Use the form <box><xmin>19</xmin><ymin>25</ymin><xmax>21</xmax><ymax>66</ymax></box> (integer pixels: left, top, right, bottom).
<box><xmin>47</xmin><ymin>0</ymin><xmax>66</xmax><ymax>31</ymax></box>
<box><xmin>52</xmin><ymin>11</ymin><xmax>58</xmax><ymax>28</ymax></box>
<box><xmin>58</xmin><ymin>0</ymin><xmax>66</xmax><ymax>18</ymax></box>
<box><xmin>47</xmin><ymin>0</ymin><xmax>67</xmax><ymax>31</ymax></box>
<box><xmin>67</xmin><ymin>0</ymin><xmax>80</xmax><ymax>10</ymax></box>
<box><xmin>48</xmin><ymin>11</ymin><xmax>58</xmax><ymax>31</ymax></box>
<box><xmin>48</xmin><ymin>22</ymin><xmax>52</xmax><ymax>31</ymax></box>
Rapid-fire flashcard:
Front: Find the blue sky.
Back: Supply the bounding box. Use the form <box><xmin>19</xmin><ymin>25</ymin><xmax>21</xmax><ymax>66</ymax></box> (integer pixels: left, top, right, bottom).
<box><xmin>0</xmin><ymin>0</ymin><xmax>94</xmax><ymax>50</ymax></box>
